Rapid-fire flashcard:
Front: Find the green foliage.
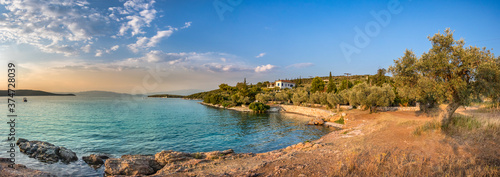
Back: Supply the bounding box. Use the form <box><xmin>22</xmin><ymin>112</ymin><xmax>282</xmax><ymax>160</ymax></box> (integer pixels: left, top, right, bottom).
<box><xmin>310</xmin><ymin>76</ymin><xmax>325</xmax><ymax>93</ymax></box>
<box><xmin>249</xmin><ymin>102</ymin><xmax>270</xmax><ymax>113</ymax></box>
<box><xmin>334</xmin><ymin>116</ymin><xmax>345</xmax><ymax>124</ymax></box>
<box><xmin>327</xmin><ymin>72</ymin><xmax>337</xmax><ymax>93</ymax></box>
<box><xmin>255</xmin><ymin>93</ymin><xmax>272</xmax><ymax>103</ymax></box>
<box><xmin>413</xmin><ymin>120</ymin><xmax>441</xmax><ymax>136</ymax></box>
<box><xmin>192</xmin><ymin>152</ymin><xmax>203</xmax><ymax>159</ymax></box>
<box><xmin>349</xmin><ymin>83</ymin><xmax>396</xmax><ymax>113</ymax></box>
<box><xmin>389</xmin><ymin>28</ymin><xmax>499</xmax><ymax>123</ymax></box>
<box><xmin>371</xmin><ymin>68</ymin><xmax>388</xmax><ymax>87</ymax></box>
<box><xmin>275</xmin><ymin>91</ymin><xmax>290</xmax><ymax>102</ymax></box>
<box><xmin>327</xmin><ymin>90</ymin><xmax>349</xmax><ymax>107</ymax></box>
<box><xmin>309</xmin><ymin>92</ymin><xmax>328</xmax><ymax>105</ymax></box>
<box><xmin>443</xmin><ymin>114</ymin><xmax>481</xmax><ymax>131</ymax></box>
<box><xmin>338</xmin><ymin>80</ymin><xmax>353</xmax><ymax>91</ymax></box>
<box><xmin>291</xmin><ymin>88</ymin><xmax>309</xmax><ymax>105</ymax></box>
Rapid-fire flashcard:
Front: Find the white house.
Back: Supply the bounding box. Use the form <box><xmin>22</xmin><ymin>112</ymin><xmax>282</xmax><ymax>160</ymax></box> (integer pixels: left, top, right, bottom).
<box><xmin>268</xmin><ymin>80</ymin><xmax>295</xmax><ymax>89</ymax></box>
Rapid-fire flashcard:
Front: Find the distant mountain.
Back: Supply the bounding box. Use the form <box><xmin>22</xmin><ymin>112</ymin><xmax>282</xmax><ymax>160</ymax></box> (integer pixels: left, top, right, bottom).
<box><xmin>1</xmin><ymin>89</ymin><xmax>75</xmax><ymax>96</ymax></box>
<box><xmin>75</xmin><ymin>90</ymin><xmax>141</xmax><ymax>97</ymax></box>
<box><xmin>149</xmin><ymin>89</ymin><xmax>205</xmax><ymax>96</ymax></box>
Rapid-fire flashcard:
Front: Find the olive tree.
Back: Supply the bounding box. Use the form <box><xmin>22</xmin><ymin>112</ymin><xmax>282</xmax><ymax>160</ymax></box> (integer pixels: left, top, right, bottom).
<box><xmin>349</xmin><ymin>83</ymin><xmax>395</xmax><ymax>113</ymax></box>
<box><xmin>309</xmin><ymin>92</ymin><xmax>328</xmax><ymax>105</ymax></box>
<box><xmin>327</xmin><ymin>90</ymin><xmax>349</xmax><ymax>109</ymax></box>
<box><xmin>389</xmin><ymin>29</ymin><xmax>499</xmax><ymax>124</ymax></box>
<box><xmin>291</xmin><ymin>88</ymin><xmax>309</xmax><ymax>105</ymax></box>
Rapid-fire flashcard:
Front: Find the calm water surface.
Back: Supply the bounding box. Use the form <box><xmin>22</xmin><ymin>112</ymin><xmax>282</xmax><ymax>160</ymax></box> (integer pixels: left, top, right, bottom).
<box><xmin>0</xmin><ymin>96</ymin><xmax>331</xmax><ymax>176</ymax></box>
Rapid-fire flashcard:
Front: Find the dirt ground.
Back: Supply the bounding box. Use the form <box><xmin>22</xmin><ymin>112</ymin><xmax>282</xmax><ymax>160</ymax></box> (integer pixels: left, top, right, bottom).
<box><xmin>166</xmin><ymin>107</ymin><xmax>499</xmax><ymax>177</ymax></box>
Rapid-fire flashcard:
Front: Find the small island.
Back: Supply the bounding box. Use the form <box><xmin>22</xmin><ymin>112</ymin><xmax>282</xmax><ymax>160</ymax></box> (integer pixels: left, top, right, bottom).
<box><xmin>147</xmin><ymin>94</ymin><xmax>185</xmax><ymax>98</ymax></box>
<box><xmin>1</xmin><ymin>89</ymin><xmax>75</xmax><ymax>96</ymax></box>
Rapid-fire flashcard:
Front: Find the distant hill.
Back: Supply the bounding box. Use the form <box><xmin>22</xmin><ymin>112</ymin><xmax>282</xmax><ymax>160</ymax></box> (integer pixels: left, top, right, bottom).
<box><xmin>75</xmin><ymin>91</ymin><xmax>140</xmax><ymax>97</ymax></box>
<box><xmin>1</xmin><ymin>89</ymin><xmax>75</xmax><ymax>96</ymax></box>
<box><xmin>148</xmin><ymin>89</ymin><xmax>205</xmax><ymax>96</ymax></box>
<box><xmin>148</xmin><ymin>94</ymin><xmax>185</xmax><ymax>98</ymax></box>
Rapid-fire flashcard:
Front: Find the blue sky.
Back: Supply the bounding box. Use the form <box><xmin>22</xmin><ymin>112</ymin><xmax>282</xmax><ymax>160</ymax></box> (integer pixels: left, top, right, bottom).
<box><xmin>0</xmin><ymin>0</ymin><xmax>499</xmax><ymax>93</ymax></box>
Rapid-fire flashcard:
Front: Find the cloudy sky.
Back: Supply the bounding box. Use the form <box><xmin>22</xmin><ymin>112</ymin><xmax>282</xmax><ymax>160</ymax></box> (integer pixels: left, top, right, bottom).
<box><xmin>0</xmin><ymin>0</ymin><xmax>499</xmax><ymax>93</ymax></box>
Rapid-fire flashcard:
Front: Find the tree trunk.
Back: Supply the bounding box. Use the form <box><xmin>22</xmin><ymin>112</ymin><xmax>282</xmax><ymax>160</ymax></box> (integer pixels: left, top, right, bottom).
<box><xmin>337</xmin><ymin>104</ymin><xmax>340</xmax><ymax>112</ymax></box>
<box><xmin>441</xmin><ymin>102</ymin><xmax>461</xmax><ymax>126</ymax></box>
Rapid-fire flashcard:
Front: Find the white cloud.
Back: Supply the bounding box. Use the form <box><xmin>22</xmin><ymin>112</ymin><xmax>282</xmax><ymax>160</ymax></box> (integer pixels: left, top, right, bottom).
<box><xmin>0</xmin><ymin>0</ymin><xmax>110</xmax><ymax>55</ymax></box>
<box><xmin>181</xmin><ymin>22</ymin><xmax>192</xmax><ymax>29</ymax></box>
<box><xmin>113</xmin><ymin>0</ymin><xmax>157</xmax><ymax>37</ymax></box>
<box><xmin>286</xmin><ymin>63</ymin><xmax>314</xmax><ymax>68</ymax></box>
<box><xmin>95</xmin><ymin>50</ymin><xmax>103</xmax><ymax>57</ymax></box>
<box><xmin>147</xmin><ymin>30</ymin><xmax>173</xmax><ymax>47</ymax></box>
<box><xmin>127</xmin><ymin>22</ymin><xmax>191</xmax><ymax>53</ymax></box>
<box><xmin>110</xmin><ymin>45</ymin><xmax>120</xmax><ymax>51</ymax></box>
<box><xmin>81</xmin><ymin>44</ymin><xmax>92</xmax><ymax>53</ymax></box>
<box><xmin>256</xmin><ymin>53</ymin><xmax>266</xmax><ymax>58</ymax></box>
<box><xmin>95</xmin><ymin>45</ymin><xmax>120</xmax><ymax>57</ymax></box>
<box><xmin>255</xmin><ymin>64</ymin><xmax>276</xmax><ymax>73</ymax></box>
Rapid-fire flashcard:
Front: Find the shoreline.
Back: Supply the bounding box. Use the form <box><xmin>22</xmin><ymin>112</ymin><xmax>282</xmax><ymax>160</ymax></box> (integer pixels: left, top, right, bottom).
<box><xmin>5</xmin><ymin>102</ymin><xmax>341</xmax><ymax>176</ymax></box>
<box><xmin>4</xmin><ymin>107</ymin><xmax>497</xmax><ymax>176</ymax></box>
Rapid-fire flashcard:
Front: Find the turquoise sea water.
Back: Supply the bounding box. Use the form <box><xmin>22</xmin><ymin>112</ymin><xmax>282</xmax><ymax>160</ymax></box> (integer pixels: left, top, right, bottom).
<box><xmin>0</xmin><ymin>96</ymin><xmax>330</xmax><ymax>176</ymax></box>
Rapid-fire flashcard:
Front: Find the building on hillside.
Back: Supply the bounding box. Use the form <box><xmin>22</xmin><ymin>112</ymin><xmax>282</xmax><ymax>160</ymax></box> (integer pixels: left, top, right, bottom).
<box><xmin>268</xmin><ymin>80</ymin><xmax>295</xmax><ymax>89</ymax></box>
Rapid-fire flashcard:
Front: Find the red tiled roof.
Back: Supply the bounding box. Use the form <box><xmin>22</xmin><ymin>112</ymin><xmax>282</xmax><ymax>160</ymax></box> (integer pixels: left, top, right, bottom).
<box><xmin>276</xmin><ymin>80</ymin><xmax>294</xmax><ymax>83</ymax></box>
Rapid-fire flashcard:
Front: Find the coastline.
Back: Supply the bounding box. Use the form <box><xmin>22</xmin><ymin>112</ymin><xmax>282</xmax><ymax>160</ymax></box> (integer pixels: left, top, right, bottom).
<box><xmin>4</xmin><ymin>107</ymin><xmax>498</xmax><ymax>176</ymax></box>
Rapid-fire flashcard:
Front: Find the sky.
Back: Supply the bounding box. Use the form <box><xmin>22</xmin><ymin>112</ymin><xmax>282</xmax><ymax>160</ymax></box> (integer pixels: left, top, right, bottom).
<box><xmin>0</xmin><ymin>0</ymin><xmax>499</xmax><ymax>94</ymax></box>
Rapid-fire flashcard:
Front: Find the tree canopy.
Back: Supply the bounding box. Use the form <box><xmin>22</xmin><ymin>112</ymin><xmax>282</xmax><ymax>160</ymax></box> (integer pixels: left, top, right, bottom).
<box><xmin>311</xmin><ymin>76</ymin><xmax>325</xmax><ymax>93</ymax></box>
<box><xmin>389</xmin><ymin>28</ymin><xmax>499</xmax><ymax>124</ymax></box>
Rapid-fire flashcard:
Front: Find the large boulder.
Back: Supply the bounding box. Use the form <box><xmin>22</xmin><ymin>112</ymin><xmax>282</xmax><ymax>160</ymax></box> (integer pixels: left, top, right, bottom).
<box><xmin>307</xmin><ymin>118</ymin><xmax>325</xmax><ymax>125</ymax></box>
<box><xmin>154</xmin><ymin>150</ymin><xmax>192</xmax><ymax>166</ymax></box>
<box><xmin>16</xmin><ymin>138</ymin><xmax>77</xmax><ymax>163</ymax></box>
<box><xmin>82</xmin><ymin>154</ymin><xmax>109</xmax><ymax>169</ymax></box>
<box><xmin>104</xmin><ymin>155</ymin><xmax>162</xmax><ymax>176</ymax></box>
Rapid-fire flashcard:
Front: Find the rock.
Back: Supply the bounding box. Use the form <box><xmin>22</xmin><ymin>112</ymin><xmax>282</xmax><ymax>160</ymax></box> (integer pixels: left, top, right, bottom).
<box><xmin>0</xmin><ymin>158</ymin><xmax>56</xmax><ymax>177</ymax></box>
<box><xmin>312</xmin><ymin>144</ymin><xmax>322</xmax><ymax>149</ymax></box>
<box><xmin>16</xmin><ymin>138</ymin><xmax>78</xmax><ymax>163</ymax></box>
<box><xmin>16</xmin><ymin>139</ymin><xmax>77</xmax><ymax>163</ymax></box>
<box><xmin>154</xmin><ymin>150</ymin><xmax>192</xmax><ymax>166</ymax></box>
<box><xmin>307</xmin><ymin>118</ymin><xmax>325</xmax><ymax>125</ymax></box>
<box><xmin>204</xmin><ymin>151</ymin><xmax>221</xmax><ymax>160</ymax></box>
<box><xmin>104</xmin><ymin>155</ymin><xmax>162</xmax><ymax>176</ymax></box>
<box><xmin>295</xmin><ymin>142</ymin><xmax>304</xmax><ymax>149</ymax></box>
<box><xmin>303</xmin><ymin>142</ymin><xmax>313</xmax><ymax>148</ymax></box>
<box><xmin>82</xmin><ymin>154</ymin><xmax>108</xmax><ymax>169</ymax></box>
<box><xmin>221</xmin><ymin>149</ymin><xmax>234</xmax><ymax>155</ymax></box>
<box><xmin>58</xmin><ymin>147</ymin><xmax>78</xmax><ymax>163</ymax></box>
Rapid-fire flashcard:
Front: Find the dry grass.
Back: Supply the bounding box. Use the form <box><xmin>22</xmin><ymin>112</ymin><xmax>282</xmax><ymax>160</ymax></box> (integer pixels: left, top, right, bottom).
<box><xmin>413</xmin><ymin>119</ymin><xmax>441</xmax><ymax>136</ymax></box>
<box><xmin>333</xmin><ymin>147</ymin><xmax>498</xmax><ymax>177</ymax></box>
<box><xmin>335</xmin><ymin>109</ymin><xmax>499</xmax><ymax>176</ymax></box>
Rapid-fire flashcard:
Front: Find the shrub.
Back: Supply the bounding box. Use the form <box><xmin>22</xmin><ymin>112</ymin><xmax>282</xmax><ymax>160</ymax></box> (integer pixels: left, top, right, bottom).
<box><xmin>275</xmin><ymin>92</ymin><xmax>289</xmax><ymax>102</ymax></box>
<box><xmin>327</xmin><ymin>90</ymin><xmax>349</xmax><ymax>107</ymax></box>
<box><xmin>255</xmin><ymin>93</ymin><xmax>272</xmax><ymax>103</ymax></box>
<box><xmin>334</xmin><ymin>116</ymin><xmax>345</xmax><ymax>124</ymax></box>
<box><xmin>291</xmin><ymin>88</ymin><xmax>309</xmax><ymax>105</ymax></box>
<box><xmin>309</xmin><ymin>92</ymin><xmax>328</xmax><ymax>105</ymax></box>
<box><xmin>249</xmin><ymin>102</ymin><xmax>270</xmax><ymax>113</ymax></box>
<box><xmin>413</xmin><ymin>120</ymin><xmax>441</xmax><ymax>136</ymax></box>
<box><xmin>311</xmin><ymin>76</ymin><xmax>325</xmax><ymax>93</ymax></box>
<box><xmin>192</xmin><ymin>152</ymin><xmax>203</xmax><ymax>159</ymax></box>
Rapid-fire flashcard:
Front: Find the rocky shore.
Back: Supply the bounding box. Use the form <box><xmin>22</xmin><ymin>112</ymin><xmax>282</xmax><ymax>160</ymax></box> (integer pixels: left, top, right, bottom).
<box><xmin>16</xmin><ymin>138</ymin><xmax>78</xmax><ymax>164</ymax></box>
<box><xmin>102</xmin><ymin>149</ymin><xmax>256</xmax><ymax>176</ymax></box>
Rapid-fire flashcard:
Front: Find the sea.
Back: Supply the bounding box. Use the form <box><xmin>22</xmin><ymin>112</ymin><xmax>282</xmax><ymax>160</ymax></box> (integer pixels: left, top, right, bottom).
<box><xmin>0</xmin><ymin>96</ymin><xmax>331</xmax><ymax>176</ymax></box>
